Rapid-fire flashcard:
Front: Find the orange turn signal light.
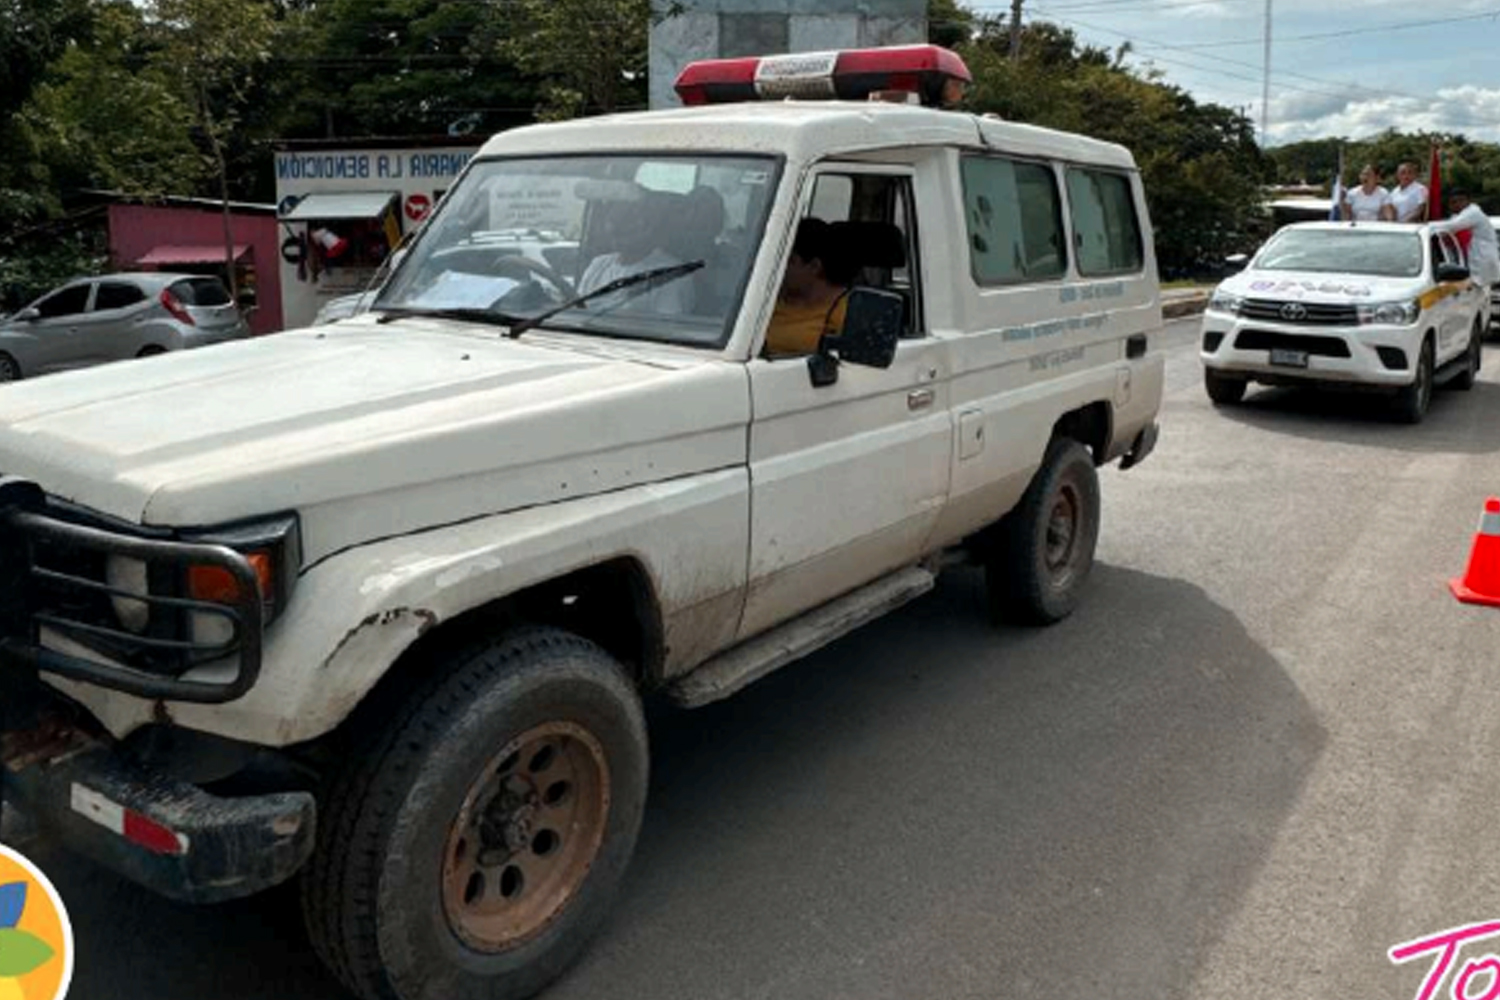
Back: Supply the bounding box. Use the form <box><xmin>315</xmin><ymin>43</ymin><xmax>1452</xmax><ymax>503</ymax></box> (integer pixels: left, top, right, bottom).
<box><xmin>188</xmin><ymin>551</ymin><xmax>273</xmax><ymax>604</ymax></box>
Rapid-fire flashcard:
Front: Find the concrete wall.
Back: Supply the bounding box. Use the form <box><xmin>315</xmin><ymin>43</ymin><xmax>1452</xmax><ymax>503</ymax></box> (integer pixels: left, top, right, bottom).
<box><xmin>650</xmin><ymin>1</ymin><xmax>927</xmax><ymax>109</ymax></box>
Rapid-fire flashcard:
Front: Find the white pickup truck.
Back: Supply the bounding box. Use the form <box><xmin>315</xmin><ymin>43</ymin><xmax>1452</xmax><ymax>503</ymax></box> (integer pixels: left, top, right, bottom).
<box><xmin>0</xmin><ymin>46</ymin><xmax>1163</xmax><ymax>1000</ymax></box>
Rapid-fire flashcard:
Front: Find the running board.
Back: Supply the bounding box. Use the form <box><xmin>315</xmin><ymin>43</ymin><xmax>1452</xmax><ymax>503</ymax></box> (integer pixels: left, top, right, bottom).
<box><xmin>1434</xmin><ymin>354</ymin><xmax>1470</xmax><ymax>386</ymax></box>
<box><xmin>667</xmin><ymin>566</ymin><xmax>936</xmax><ymax>709</ymax></box>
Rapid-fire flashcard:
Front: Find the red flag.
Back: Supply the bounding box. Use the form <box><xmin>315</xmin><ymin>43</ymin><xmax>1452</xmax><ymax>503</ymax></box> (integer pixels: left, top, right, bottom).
<box><xmin>1429</xmin><ymin>144</ymin><xmax>1443</xmax><ymax>221</ymax></box>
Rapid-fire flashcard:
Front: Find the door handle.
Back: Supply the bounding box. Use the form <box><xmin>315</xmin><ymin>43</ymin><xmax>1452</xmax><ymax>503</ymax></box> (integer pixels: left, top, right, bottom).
<box><xmin>907</xmin><ymin>388</ymin><xmax>935</xmax><ymax>411</ymax></box>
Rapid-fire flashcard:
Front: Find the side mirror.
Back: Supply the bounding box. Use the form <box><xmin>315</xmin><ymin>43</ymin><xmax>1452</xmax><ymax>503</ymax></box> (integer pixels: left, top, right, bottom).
<box><xmin>1437</xmin><ymin>262</ymin><xmax>1471</xmax><ymax>283</ymax></box>
<box><xmin>1224</xmin><ymin>253</ymin><xmax>1250</xmax><ymax>273</ymax></box>
<box><xmin>807</xmin><ymin>287</ymin><xmax>904</xmax><ymax>387</ymax></box>
<box><xmin>14</xmin><ymin>308</ymin><xmax>39</xmax><ymax>323</ymax></box>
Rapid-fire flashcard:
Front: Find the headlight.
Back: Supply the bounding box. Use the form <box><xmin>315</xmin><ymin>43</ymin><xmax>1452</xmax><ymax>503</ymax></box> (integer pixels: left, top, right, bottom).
<box><xmin>1209</xmin><ymin>290</ymin><xmax>1243</xmax><ymax>316</ymax></box>
<box><xmin>106</xmin><ymin>556</ymin><xmax>150</xmax><ymax>634</ymax></box>
<box><xmin>182</xmin><ymin>515</ymin><xmax>301</xmax><ymax>648</ymax></box>
<box><xmin>1357</xmin><ymin>300</ymin><xmax>1420</xmax><ymax>326</ymax></box>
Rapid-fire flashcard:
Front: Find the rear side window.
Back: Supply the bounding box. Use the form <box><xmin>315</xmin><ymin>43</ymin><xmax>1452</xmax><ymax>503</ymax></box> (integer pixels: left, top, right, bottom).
<box><xmin>35</xmin><ymin>284</ymin><xmax>91</xmax><ymax>318</ymax></box>
<box><xmin>168</xmin><ymin>278</ymin><xmax>231</xmax><ymax>306</ymax></box>
<box><xmin>1066</xmin><ymin>168</ymin><xmax>1144</xmax><ymax>276</ymax></box>
<box><xmin>94</xmin><ymin>282</ymin><xmax>146</xmax><ymax>311</ymax></box>
<box><xmin>960</xmin><ymin>156</ymin><xmax>1066</xmax><ymax>285</ymax></box>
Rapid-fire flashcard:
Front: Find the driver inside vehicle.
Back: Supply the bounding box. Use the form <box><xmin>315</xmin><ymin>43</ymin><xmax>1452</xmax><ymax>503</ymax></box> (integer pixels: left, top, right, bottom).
<box><xmin>578</xmin><ymin>190</ymin><xmax>696</xmax><ymax>314</ymax></box>
<box><xmin>764</xmin><ymin>217</ymin><xmax>858</xmax><ymax>357</ymax></box>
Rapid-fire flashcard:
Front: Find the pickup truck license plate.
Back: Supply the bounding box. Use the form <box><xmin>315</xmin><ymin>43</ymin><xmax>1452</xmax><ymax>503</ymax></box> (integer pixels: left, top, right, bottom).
<box><xmin>1270</xmin><ymin>348</ymin><xmax>1309</xmax><ymax>368</ymax></box>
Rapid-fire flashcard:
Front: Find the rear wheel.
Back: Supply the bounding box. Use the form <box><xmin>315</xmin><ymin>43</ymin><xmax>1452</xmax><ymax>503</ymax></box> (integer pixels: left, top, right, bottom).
<box><xmin>136</xmin><ymin>345</ymin><xmax>166</xmax><ymax>358</ymax></box>
<box><xmin>1204</xmin><ymin>369</ymin><xmax>1247</xmax><ymax>405</ymax></box>
<box><xmin>0</xmin><ymin>353</ymin><xmax>19</xmax><ymax>382</ymax></box>
<box><xmin>1394</xmin><ymin>337</ymin><xmax>1434</xmax><ymax>423</ymax></box>
<box><xmin>986</xmin><ymin>437</ymin><xmax>1101</xmax><ymax>625</ymax></box>
<box><xmin>302</xmin><ymin>627</ymin><xmax>648</xmax><ymax>1000</ymax></box>
<box><xmin>1455</xmin><ymin>319</ymin><xmax>1483</xmax><ymax>391</ymax></box>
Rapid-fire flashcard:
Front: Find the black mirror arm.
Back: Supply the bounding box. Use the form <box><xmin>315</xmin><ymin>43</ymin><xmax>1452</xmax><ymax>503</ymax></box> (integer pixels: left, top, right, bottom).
<box><xmin>807</xmin><ymin>347</ymin><xmax>839</xmax><ymax>387</ymax></box>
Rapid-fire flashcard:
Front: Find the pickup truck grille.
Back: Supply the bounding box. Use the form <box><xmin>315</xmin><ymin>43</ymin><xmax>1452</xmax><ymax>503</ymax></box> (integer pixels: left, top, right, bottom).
<box><xmin>0</xmin><ymin>492</ymin><xmax>263</xmax><ymax>703</ymax></box>
<box><xmin>1234</xmin><ymin>329</ymin><xmax>1353</xmax><ymax>358</ymax></box>
<box><xmin>1240</xmin><ymin>299</ymin><xmax>1358</xmax><ymax>326</ymax></box>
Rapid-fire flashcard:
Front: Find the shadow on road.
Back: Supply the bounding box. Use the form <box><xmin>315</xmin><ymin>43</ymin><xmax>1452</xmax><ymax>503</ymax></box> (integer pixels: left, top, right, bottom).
<box><xmin>31</xmin><ymin>565</ymin><xmax>1324</xmax><ymax>1000</ymax></box>
<box><xmin>551</xmin><ymin>564</ymin><xmax>1325</xmax><ymax>1000</ymax></box>
<box><xmin>1210</xmin><ymin>378</ymin><xmax>1500</xmax><ymax>455</ymax></box>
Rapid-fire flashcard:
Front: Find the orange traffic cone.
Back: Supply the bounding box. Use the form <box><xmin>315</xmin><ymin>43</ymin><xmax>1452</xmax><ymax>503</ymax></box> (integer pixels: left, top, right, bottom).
<box><xmin>1450</xmin><ymin>498</ymin><xmax>1500</xmax><ymax>607</ymax></box>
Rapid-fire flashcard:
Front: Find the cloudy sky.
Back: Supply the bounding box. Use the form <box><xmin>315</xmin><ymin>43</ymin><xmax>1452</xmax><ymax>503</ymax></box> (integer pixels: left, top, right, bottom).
<box><xmin>977</xmin><ymin>0</ymin><xmax>1500</xmax><ymax>145</ymax></box>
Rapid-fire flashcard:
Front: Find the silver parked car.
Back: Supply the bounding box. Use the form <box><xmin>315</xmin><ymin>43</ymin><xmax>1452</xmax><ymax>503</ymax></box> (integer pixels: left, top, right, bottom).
<box><xmin>0</xmin><ymin>272</ymin><xmax>250</xmax><ymax>381</ymax></box>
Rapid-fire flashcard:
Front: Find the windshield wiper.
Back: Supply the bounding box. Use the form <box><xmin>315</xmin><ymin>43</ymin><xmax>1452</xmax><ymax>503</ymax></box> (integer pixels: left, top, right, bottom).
<box><xmin>504</xmin><ymin>260</ymin><xmax>704</xmax><ymax>338</ymax></box>
<box><xmin>373</xmin><ymin>305</ymin><xmax>529</xmax><ymax>328</ymax></box>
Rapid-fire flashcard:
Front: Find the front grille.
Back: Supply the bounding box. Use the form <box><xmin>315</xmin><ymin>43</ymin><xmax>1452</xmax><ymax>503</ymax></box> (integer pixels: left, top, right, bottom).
<box><xmin>1240</xmin><ymin>299</ymin><xmax>1358</xmax><ymax>327</ymax></box>
<box><xmin>1234</xmin><ymin>329</ymin><xmax>1352</xmax><ymax>358</ymax></box>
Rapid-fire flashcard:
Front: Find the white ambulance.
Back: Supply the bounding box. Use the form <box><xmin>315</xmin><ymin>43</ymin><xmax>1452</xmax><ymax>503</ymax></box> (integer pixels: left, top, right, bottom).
<box><xmin>0</xmin><ymin>45</ymin><xmax>1163</xmax><ymax>1000</ymax></box>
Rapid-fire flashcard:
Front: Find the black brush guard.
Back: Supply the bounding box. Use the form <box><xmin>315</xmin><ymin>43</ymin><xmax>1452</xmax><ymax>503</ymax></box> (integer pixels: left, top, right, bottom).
<box><xmin>0</xmin><ymin>477</ymin><xmax>262</xmax><ymax>704</ymax></box>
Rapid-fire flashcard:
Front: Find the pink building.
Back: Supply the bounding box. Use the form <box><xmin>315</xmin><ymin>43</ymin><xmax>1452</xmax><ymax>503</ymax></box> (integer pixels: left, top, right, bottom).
<box><xmin>106</xmin><ymin>198</ymin><xmax>284</xmax><ymax>335</ymax></box>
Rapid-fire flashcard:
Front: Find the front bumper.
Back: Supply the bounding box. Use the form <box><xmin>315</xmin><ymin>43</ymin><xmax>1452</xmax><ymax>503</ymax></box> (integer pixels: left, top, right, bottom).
<box><xmin>1</xmin><ymin>681</ymin><xmax>314</xmax><ymax>903</ymax></box>
<box><xmin>1199</xmin><ymin>312</ymin><xmax>1419</xmax><ymax>387</ymax></box>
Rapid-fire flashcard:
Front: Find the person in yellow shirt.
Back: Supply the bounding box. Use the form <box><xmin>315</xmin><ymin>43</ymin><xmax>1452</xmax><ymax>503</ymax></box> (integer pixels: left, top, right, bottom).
<box><xmin>764</xmin><ymin>218</ymin><xmax>858</xmax><ymax>356</ymax></box>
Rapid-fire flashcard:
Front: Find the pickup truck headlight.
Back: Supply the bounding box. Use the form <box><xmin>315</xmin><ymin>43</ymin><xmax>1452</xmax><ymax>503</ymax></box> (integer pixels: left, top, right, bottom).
<box><xmin>1208</xmin><ymin>290</ymin><xmax>1243</xmax><ymax>316</ymax></box>
<box><xmin>1358</xmin><ymin>300</ymin><xmax>1420</xmax><ymax>326</ymax></box>
<box><xmin>103</xmin><ymin>516</ymin><xmax>299</xmax><ymax>645</ymax></box>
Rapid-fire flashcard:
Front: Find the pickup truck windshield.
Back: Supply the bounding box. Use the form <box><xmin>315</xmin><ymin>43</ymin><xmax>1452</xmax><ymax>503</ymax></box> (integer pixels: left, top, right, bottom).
<box><xmin>1256</xmin><ymin>229</ymin><xmax>1423</xmax><ymax>278</ymax></box>
<box><xmin>375</xmin><ymin>154</ymin><xmax>779</xmax><ymax>347</ymax></box>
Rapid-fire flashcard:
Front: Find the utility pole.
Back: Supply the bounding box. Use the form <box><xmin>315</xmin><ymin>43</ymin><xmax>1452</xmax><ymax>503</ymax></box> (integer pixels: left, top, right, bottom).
<box><xmin>1260</xmin><ymin>0</ymin><xmax>1272</xmax><ymax>143</ymax></box>
<box><xmin>1009</xmin><ymin>0</ymin><xmax>1024</xmax><ymax>61</ymax></box>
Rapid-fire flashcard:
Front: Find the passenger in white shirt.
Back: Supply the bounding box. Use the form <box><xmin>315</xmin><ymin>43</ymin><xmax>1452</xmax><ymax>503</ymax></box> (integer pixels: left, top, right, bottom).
<box><xmin>1429</xmin><ymin>189</ymin><xmax>1500</xmax><ymax>288</ymax></box>
<box><xmin>1388</xmin><ymin>162</ymin><xmax>1429</xmax><ymax>223</ymax></box>
<box><xmin>1341</xmin><ymin>164</ymin><xmax>1391</xmax><ymax>222</ymax></box>
<box><xmin>579</xmin><ymin>193</ymin><xmax>695</xmax><ymax>315</ymax></box>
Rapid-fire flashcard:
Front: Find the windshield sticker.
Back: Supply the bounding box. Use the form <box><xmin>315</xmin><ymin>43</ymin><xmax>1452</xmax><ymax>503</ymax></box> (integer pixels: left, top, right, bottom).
<box><xmin>741</xmin><ymin>170</ymin><xmax>770</xmax><ymax>186</ymax></box>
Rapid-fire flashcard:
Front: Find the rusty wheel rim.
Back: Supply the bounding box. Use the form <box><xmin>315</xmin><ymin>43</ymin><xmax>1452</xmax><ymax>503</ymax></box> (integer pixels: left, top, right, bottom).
<box><xmin>1044</xmin><ymin>483</ymin><xmax>1080</xmax><ymax>574</ymax></box>
<box><xmin>442</xmin><ymin>721</ymin><xmax>611</xmax><ymax>952</ymax></box>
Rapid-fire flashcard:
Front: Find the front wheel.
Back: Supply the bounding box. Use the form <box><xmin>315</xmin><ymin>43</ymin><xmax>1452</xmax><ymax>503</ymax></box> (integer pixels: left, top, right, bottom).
<box><xmin>1455</xmin><ymin>319</ymin><xmax>1483</xmax><ymax>391</ymax></box>
<box><xmin>1394</xmin><ymin>338</ymin><xmax>1434</xmax><ymax>423</ymax></box>
<box><xmin>987</xmin><ymin>437</ymin><xmax>1101</xmax><ymax>625</ymax></box>
<box><xmin>0</xmin><ymin>352</ymin><xmax>21</xmax><ymax>382</ymax></box>
<box><xmin>1204</xmin><ymin>369</ymin><xmax>1247</xmax><ymax>405</ymax></box>
<box><xmin>302</xmin><ymin>627</ymin><xmax>648</xmax><ymax>1000</ymax></box>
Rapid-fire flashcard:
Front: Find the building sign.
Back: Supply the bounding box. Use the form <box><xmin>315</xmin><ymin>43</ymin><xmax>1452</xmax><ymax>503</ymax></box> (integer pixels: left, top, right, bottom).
<box><xmin>272</xmin><ymin>144</ymin><xmax>478</xmax><ymax>330</ymax></box>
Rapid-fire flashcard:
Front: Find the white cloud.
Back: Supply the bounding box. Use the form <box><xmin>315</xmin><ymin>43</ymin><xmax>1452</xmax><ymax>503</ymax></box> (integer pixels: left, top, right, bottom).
<box><xmin>1268</xmin><ymin>86</ymin><xmax>1500</xmax><ymax>144</ymax></box>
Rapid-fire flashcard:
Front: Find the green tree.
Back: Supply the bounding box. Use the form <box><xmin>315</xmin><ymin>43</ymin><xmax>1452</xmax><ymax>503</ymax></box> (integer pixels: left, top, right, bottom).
<box><xmin>147</xmin><ymin>0</ymin><xmax>278</xmax><ymax>298</ymax></box>
<box><xmin>502</xmin><ymin>0</ymin><xmax>660</xmax><ymax>119</ymax></box>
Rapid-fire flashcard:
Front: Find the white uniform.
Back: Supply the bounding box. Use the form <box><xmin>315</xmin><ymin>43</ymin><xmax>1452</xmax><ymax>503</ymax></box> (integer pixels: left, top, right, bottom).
<box><xmin>1389</xmin><ymin>181</ymin><xmax>1429</xmax><ymax>223</ymax></box>
<box><xmin>1345</xmin><ymin>185</ymin><xmax>1391</xmax><ymax>222</ymax></box>
<box><xmin>579</xmin><ymin>249</ymin><xmax>694</xmax><ymax>314</ymax></box>
<box><xmin>1431</xmin><ymin>204</ymin><xmax>1500</xmax><ymax>287</ymax></box>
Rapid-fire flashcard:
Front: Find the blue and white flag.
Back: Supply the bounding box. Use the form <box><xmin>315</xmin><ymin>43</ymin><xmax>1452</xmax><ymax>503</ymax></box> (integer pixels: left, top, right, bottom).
<box><xmin>1329</xmin><ymin>148</ymin><xmax>1345</xmax><ymax>221</ymax></box>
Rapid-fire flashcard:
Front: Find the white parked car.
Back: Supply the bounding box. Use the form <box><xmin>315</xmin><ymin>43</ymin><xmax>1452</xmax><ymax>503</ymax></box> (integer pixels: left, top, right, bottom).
<box><xmin>0</xmin><ymin>45</ymin><xmax>1164</xmax><ymax>1000</ymax></box>
<box><xmin>1201</xmin><ymin>221</ymin><xmax>1487</xmax><ymax>422</ymax></box>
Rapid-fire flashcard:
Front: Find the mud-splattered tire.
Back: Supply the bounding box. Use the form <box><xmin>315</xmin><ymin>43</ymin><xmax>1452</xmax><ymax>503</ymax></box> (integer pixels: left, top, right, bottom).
<box><xmin>301</xmin><ymin>627</ymin><xmax>648</xmax><ymax>1000</ymax></box>
<box><xmin>987</xmin><ymin>437</ymin><xmax>1101</xmax><ymax>626</ymax></box>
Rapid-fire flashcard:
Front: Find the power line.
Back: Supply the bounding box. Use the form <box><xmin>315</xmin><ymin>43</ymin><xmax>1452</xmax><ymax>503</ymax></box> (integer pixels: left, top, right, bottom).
<box><xmin>1144</xmin><ymin>8</ymin><xmax>1500</xmax><ymax>50</ymax></box>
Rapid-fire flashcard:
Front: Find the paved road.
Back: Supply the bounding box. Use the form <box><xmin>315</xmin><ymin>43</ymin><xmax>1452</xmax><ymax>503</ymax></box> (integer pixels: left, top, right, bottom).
<box><xmin>19</xmin><ymin>317</ymin><xmax>1500</xmax><ymax>1000</ymax></box>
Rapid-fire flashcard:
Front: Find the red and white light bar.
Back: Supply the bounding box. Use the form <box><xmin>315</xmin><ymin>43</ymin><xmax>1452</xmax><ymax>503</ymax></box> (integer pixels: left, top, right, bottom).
<box><xmin>674</xmin><ymin>44</ymin><xmax>972</xmax><ymax>108</ymax></box>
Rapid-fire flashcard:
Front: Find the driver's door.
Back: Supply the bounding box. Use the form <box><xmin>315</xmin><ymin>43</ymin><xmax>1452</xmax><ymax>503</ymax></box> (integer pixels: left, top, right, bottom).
<box><xmin>26</xmin><ymin>282</ymin><xmax>94</xmax><ymax>373</ymax></box>
<box><xmin>738</xmin><ymin>165</ymin><xmax>952</xmax><ymax>641</ymax></box>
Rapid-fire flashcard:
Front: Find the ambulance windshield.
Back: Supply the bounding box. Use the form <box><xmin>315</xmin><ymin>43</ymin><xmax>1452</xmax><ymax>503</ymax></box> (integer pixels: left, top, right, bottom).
<box><xmin>375</xmin><ymin>154</ymin><xmax>780</xmax><ymax>347</ymax></box>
